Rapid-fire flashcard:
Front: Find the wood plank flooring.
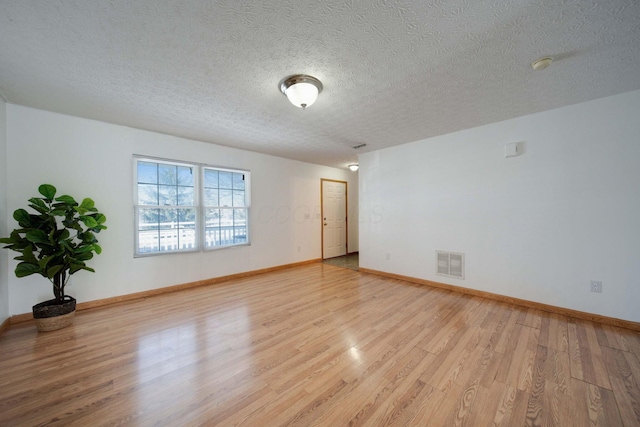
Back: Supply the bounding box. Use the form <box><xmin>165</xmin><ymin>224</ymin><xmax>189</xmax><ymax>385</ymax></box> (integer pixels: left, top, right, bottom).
<box><xmin>1</xmin><ymin>263</ymin><xmax>639</xmax><ymax>426</ymax></box>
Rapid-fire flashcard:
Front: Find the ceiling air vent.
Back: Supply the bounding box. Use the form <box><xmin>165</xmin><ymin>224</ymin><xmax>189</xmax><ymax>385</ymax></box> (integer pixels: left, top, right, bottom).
<box><xmin>436</xmin><ymin>250</ymin><xmax>465</xmax><ymax>279</ymax></box>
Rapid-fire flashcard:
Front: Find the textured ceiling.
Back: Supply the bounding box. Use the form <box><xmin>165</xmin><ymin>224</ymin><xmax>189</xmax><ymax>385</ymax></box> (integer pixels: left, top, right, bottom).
<box><xmin>1</xmin><ymin>0</ymin><xmax>639</xmax><ymax>169</ymax></box>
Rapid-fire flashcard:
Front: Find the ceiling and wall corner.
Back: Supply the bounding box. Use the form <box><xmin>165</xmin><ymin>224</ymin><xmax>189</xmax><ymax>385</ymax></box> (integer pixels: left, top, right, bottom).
<box><xmin>0</xmin><ymin>0</ymin><xmax>639</xmax><ymax>169</ymax></box>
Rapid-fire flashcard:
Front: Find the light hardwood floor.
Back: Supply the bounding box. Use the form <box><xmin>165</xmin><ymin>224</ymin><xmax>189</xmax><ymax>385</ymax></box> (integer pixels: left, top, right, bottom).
<box><xmin>1</xmin><ymin>263</ymin><xmax>639</xmax><ymax>426</ymax></box>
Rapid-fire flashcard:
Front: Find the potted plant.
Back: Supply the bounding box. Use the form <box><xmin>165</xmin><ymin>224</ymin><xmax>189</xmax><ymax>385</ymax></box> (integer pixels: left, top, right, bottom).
<box><xmin>0</xmin><ymin>184</ymin><xmax>107</xmax><ymax>331</ymax></box>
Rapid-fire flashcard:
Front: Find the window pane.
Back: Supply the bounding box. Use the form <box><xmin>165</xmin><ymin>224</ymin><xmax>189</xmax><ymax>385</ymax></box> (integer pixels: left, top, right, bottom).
<box><xmin>220</xmin><ymin>209</ymin><xmax>233</xmax><ymax>226</ymax></box>
<box><xmin>219</xmin><ymin>171</ymin><xmax>232</xmax><ymax>189</ymax></box>
<box><xmin>204</xmin><ymin>188</ymin><xmax>218</xmax><ymax>206</ymax></box>
<box><xmin>159</xmin><ymin>227</ymin><xmax>177</xmax><ymax>251</ymax></box>
<box><xmin>234</xmin><ymin>209</ymin><xmax>247</xmax><ymax>244</ymax></box>
<box><xmin>158</xmin><ymin>185</ymin><xmax>177</xmax><ymax>206</ymax></box>
<box><xmin>204</xmin><ymin>169</ymin><xmax>218</xmax><ymax>188</ymax></box>
<box><xmin>219</xmin><ymin>189</ymin><xmax>233</xmax><ymax>207</ymax></box>
<box><xmin>178</xmin><ymin>187</ymin><xmax>194</xmax><ymax>206</ymax></box>
<box><xmin>138</xmin><ymin>184</ymin><xmax>158</xmax><ymax>205</ymax></box>
<box><xmin>233</xmin><ymin>190</ymin><xmax>245</xmax><ymax>207</ymax></box>
<box><xmin>205</xmin><ymin>208</ymin><xmax>220</xmax><ymax>247</ymax></box>
<box><xmin>178</xmin><ymin>208</ymin><xmax>196</xmax><ymax>224</ymax></box>
<box><xmin>177</xmin><ymin>208</ymin><xmax>197</xmax><ymax>250</ymax></box>
<box><xmin>205</xmin><ymin>208</ymin><xmax>220</xmax><ymax>226</ymax></box>
<box><xmin>138</xmin><ymin>208</ymin><xmax>160</xmax><ymax>253</ymax></box>
<box><xmin>158</xmin><ymin>208</ymin><xmax>176</xmax><ymax>225</ymax></box>
<box><xmin>232</xmin><ymin>173</ymin><xmax>245</xmax><ymax>190</ymax></box>
<box><xmin>220</xmin><ymin>209</ymin><xmax>234</xmax><ymax>245</ymax></box>
<box><xmin>159</xmin><ymin>164</ymin><xmax>177</xmax><ymax>185</ymax></box>
<box><xmin>138</xmin><ymin>162</ymin><xmax>158</xmax><ymax>184</ymax></box>
<box><xmin>177</xmin><ymin>166</ymin><xmax>194</xmax><ymax>186</ymax></box>
<box><xmin>234</xmin><ymin>208</ymin><xmax>247</xmax><ymax>225</ymax></box>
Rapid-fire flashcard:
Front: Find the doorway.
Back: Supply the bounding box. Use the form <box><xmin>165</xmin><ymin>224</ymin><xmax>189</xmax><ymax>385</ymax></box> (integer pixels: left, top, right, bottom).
<box><xmin>323</xmin><ymin>252</ymin><xmax>359</xmax><ymax>271</ymax></box>
<box><xmin>321</xmin><ymin>179</ymin><xmax>347</xmax><ymax>259</ymax></box>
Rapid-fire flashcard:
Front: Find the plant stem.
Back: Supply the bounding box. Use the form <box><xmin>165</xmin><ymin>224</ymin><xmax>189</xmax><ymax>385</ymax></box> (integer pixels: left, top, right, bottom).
<box><xmin>53</xmin><ymin>271</ymin><xmax>66</xmax><ymax>303</ymax></box>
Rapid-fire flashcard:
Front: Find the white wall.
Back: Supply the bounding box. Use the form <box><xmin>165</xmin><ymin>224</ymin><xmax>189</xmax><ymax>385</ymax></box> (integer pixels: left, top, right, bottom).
<box><xmin>5</xmin><ymin>105</ymin><xmax>358</xmax><ymax>315</ymax></box>
<box><xmin>359</xmin><ymin>90</ymin><xmax>640</xmax><ymax>323</ymax></box>
<box><xmin>0</xmin><ymin>98</ymin><xmax>8</xmax><ymax>324</ymax></box>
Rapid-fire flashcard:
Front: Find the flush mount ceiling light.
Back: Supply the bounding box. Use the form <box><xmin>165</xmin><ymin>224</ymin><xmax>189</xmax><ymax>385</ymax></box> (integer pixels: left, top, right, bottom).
<box><xmin>531</xmin><ymin>56</ymin><xmax>553</xmax><ymax>71</ymax></box>
<box><xmin>279</xmin><ymin>74</ymin><xmax>323</xmax><ymax>110</ymax></box>
<box><xmin>348</xmin><ymin>164</ymin><xmax>359</xmax><ymax>171</ymax></box>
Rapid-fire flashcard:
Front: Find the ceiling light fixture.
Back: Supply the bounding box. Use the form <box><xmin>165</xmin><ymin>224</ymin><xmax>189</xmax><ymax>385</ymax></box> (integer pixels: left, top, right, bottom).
<box><xmin>348</xmin><ymin>164</ymin><xmax>359</xmax><ymax>171</ymax></box>
<box><xmin>531</xmin><ymin>56</ymin><xmax>553</xmax><ymax>71</ymax></box>
<box><xmin>279</xmin><ymin>74</ymin><xmax>323</xmax><ymax>110</ymax></box>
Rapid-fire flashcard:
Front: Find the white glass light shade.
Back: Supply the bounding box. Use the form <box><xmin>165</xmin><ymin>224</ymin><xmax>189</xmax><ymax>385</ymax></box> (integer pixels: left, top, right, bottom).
<box><xmin>285</xmin><ymin>82</ymin><xmax>319</xmax><ymax>109</ymax></box>
<box><xmin>279</xmin><ymin>75</ymin><xmax>323</xmax><ymax>110</ymax></box>
<box><xmin>348</xmin><ymin>164</ymin><xmax>359</xmax><ymax>171</ymax></box>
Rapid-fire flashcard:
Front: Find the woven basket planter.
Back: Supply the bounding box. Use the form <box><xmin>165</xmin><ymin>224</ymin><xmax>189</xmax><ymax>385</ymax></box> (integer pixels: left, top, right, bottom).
<box><xmin>32</xmin><ymin>296</ymin><xmax>76</xmax><ymax>332</ymax></box>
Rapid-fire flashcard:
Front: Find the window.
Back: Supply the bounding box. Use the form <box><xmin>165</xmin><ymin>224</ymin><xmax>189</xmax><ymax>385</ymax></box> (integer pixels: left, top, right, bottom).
<box><xmin>134</xmin><ymin>157</ymin><xmax>250</xmax><ymax>256</ymax></box>
<box><xmin>203</xmin><ymin>168</ymin><xmax>248</xmax><ymax>248</ymax></box>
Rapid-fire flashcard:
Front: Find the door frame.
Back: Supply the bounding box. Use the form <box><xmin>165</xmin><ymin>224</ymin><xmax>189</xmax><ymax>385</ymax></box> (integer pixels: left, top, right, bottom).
<box><xmin>320</xmin><ymin>178</ymin><xmax>348</xmax><ymax>260</ymax></box>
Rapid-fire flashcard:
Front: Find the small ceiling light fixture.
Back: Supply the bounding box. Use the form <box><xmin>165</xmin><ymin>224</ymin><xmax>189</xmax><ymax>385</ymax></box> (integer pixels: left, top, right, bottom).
<box><xmin>531</xmin><ymin>56</ymin><xmax>553</xmax><ymax>71</ymax></box>
<box><xmin>348</xmin><ymin>164</ymin><xmax>359</xmax><ymax>171</ymax></box>
<box><xmin>279</xmin><ymin>74</ymin><xmax>323</xmax><ymax>110</ymax></box>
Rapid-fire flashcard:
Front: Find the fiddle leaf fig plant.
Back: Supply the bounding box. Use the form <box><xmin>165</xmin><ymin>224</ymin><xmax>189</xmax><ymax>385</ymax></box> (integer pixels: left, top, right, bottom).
<box><xmin>0</xmin><ymin>184</ymin><xmax>107</xmax><ymax>304</ymax></box>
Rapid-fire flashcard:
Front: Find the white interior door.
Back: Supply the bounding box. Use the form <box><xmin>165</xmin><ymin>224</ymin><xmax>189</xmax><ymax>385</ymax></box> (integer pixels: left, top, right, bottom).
<box><xmin>322</xmin><ymin>180</ymin><xmax>347</xmax><ymax>259</ymax></box>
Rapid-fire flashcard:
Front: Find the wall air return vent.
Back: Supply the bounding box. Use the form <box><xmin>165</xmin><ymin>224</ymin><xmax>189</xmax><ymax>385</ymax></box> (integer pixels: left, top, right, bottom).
<box><xmin>436</xmin><ymin>250</ymin><xmax>465</xmax><ymax>279</ymax></box>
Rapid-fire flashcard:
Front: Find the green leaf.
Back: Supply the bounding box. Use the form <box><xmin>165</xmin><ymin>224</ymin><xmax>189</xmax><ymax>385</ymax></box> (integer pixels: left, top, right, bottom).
<box><xmin>94</xmin><ymin>213</ymin><xmax>107</xmax><ymax>225</ymax></box>
<box><xmin>38</xmin><ymin>255</ymin><xmax>55</xmax><ymax>270</ymax></box>
<box><xmin>76</xmin><ymin>244</ymin><xmax>96</xmax><ymax>253</ymax></box>
<box><xmin>28</xmin><ymin>198</ymin><xmax>49</xmax><ymax>214</ymax></box>
<box><xmin>93</xmin><ymin>244</ymin><xmax>102</xmax><ymax>255</ymax></box>
<box><xmin>75</xmin><ymin>252</ymin><xmax>94</xmax><ymax>261</ymax></box>
<box><xmin>28</xmin><ymin>204</ymin><xmax>49</xmax><ymax>214</ymax></box>
<box><xmin>22</xmin><ymin>245</ymin><xmax>38</xmax><ymax>264</ymax></box>
<box><xmin>55</xmin><ymin>195</ymin><xmax>77</xmax><ymax>205</ymax></box>
<box><xmin>25</xmin><ymin>229</ymin><xmax>50</xmax><ymax>244</ymax></box>
<box><xmin>46</xmin><ymin>265</ymin><xmax>64</xmax><ymax>279</ymax></box>
<box><xmin>60</xmin><ymin>240</ymin><xmax>74</xmax><ymax>252</ymax></box>
<box><xmin>13</xmin><ymin>209</ymin><xmax>30</xmax><ymax>224</ymax></box>
<box><xmin>38</xmin><ymin>184</ymin><xmax>57</xmax><ymax>200</ymax></box>
<box><xmin>15</xmin><ymin>262</ymin><xmax>41</xmax><ymax>278</ymax></box>
<box><xmin>80</xmin><ymin>216</ymin><xmax>98</xmax><ymax>228</ymax></box>
<box><xmin>80</xmin><ymin>231</ymin><xmax>96</xmax><ymax>243</ymax></box>
<box><xmin>69</xmin><ymin>263</ymin><xmax>86</xmax><ymax>274</ymax></box>
<box><xmin>56</xmin><ymin>229</ymin><xmax>71</xmax><ymax>241</ymax></box>
<box><xmin>30</xmin><ymin>197</ymin><xmax>47</xmax><ymax>207</ymax></box>
<box><xmin>62</xmin><ymin>217</ymin><xmax>79</xmax><ymax>228</ymax></box>
<box><xmin>0</xmin><ymin>237</ymin><xmax>15</xmax><ymax>244</ymax></box>
<box><xmin>80</xmin><ymin>198</ymin><xmax>95</xmax><ymax>210</ymax></box>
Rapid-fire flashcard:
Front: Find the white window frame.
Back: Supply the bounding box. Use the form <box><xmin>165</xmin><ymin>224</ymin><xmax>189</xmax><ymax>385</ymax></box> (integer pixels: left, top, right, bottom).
<box><xmin>133</xmin><ymin>156</ymin><xmax>251</xmax><ymax>257</ymax></box>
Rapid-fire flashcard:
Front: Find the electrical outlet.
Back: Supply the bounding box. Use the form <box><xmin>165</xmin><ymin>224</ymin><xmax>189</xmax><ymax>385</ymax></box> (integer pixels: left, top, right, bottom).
<box><xmin>590</xmin><ymin>280</ymin><xmax>602</xmax><ymax>293</ymax></box>
<box><xmin>385</xmin><ymin>253</ymin><xmax>391</xmax><ymax>260</ymax></box>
